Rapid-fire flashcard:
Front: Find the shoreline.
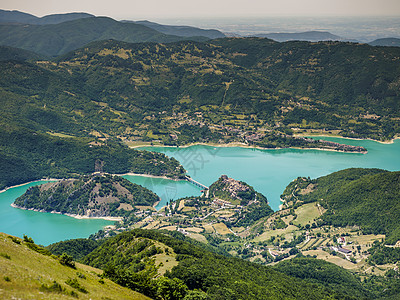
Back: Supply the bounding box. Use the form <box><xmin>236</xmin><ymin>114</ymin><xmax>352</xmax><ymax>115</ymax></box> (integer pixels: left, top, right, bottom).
<box><xmin>293</xmin><ymin>134</ymin><xmax>399</xmax><ymax>145</ymax></box>
<box><xmin>117</xmin><ymin>172</ymin><xmax>184</xmax><ymax>181</ymax></box>
<box><xmin>130</xmin><ymin>141</ymin><xmax>367</xmax><ymax>154</ymax></box>
<box><xmin>0</xmin><ymin>178</ymin><xmax>59</xmax><ymax>195</ymax></box>
<box><xmin>10</xmin><ymin>203</ymin><xmax>122</xmax><ymax>222</ymax></box>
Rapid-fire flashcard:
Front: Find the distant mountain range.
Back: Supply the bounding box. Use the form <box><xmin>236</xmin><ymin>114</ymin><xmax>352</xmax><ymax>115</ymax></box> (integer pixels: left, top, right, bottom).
<box><xmin>0</xmin><ymin>16</ymin><xmax>211</xmax><ymax>57</ymax></box>
<box><xmin>253</xmin><ymin>31</ymin><xmax>357</xmax><ymax>42</ymax></box>
<box><xmin>0</xmin><ymin>9</ymin><xmax>94</xmax><ymax>25</ymax></box>
<box><xmin>0</xmin><ymin>9</ymin><xmax>227</xmax><ymax>57</ymax></box>
<box><xmin>123</xmin><ymin>20</ymin><xmax>225</xmax><ymax>39</ymax></box>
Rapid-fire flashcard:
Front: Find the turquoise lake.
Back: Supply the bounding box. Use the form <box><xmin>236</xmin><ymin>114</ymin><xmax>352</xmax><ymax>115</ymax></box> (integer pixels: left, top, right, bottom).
<box><xmin>1</xmin><ymin>137</ymin><xmax>399</xmax><ymax>245</ymax></box>
<box><xmin>141</xmin><ymin>137</ymin><xmax>400</xmax><ymax>211</ymax></box>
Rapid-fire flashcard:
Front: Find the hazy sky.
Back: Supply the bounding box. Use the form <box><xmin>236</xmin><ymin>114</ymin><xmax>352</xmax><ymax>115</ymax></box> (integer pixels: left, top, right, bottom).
<box><xmin>2</xmin><ymin>0</ymin><xmax>400</xmax><ymax>19</ymax></box>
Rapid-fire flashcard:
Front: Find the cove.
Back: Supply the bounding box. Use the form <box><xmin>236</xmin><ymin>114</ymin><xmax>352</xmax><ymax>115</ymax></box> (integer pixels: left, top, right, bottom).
<box><xmin>139</xmin><ymin>137</ymin><xmax>400</xmax><ymax>211</ymax></box>
<box><xmin>0</xmin><ymin>181</ymin><xmax>113</xmax><ymax>246</ymax></box>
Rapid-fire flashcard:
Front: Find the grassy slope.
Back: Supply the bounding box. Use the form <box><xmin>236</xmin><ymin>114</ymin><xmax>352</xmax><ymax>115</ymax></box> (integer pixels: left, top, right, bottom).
<box><xmin>0</xmin><ymin>232</ymin><xmax>150</xmax><ymax>300</ymax></box>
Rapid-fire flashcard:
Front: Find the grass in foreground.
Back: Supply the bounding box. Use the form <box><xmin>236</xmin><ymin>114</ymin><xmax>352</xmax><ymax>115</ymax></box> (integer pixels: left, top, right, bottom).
<box><xmin>0</xmin><ymin>233</ymin><xmax>150</xmax><ymax>300</ymax></box>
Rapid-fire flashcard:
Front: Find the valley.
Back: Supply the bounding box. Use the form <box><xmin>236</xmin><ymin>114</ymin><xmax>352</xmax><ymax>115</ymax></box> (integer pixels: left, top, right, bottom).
<box><xmin>0</xmin><ymin>7</ymin><xmax>400</xmax><ymax>299</ymax></box>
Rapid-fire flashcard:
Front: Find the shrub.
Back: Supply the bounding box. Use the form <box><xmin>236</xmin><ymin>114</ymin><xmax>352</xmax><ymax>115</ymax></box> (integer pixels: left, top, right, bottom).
<box><xmin>66</xmin><ymin>278</ymin><xmax>88</xmax><ymax>294</ymax></box>
<box><xmin>8</xmin><ymin>236</ymin><xmax>21</xmax><ymax>244</ymax></box>
<box><xmin>59</xmin><ymin>253</ymin><xmax>76</xmax><ymax>268</ymax></box>
<box><xmin>23</xmin><ymin>234</ymin><xmax>35</xmax><ymax>243</ymax></box>
<box><xmin>0</xmin><ymin>253</ymin><xmax>11</xmax><ymax>259</ymax></box>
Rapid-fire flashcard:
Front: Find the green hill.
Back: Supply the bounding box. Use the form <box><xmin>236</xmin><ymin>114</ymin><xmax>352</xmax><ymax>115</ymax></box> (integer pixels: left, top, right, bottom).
<box><xmin>74</xmin><ymin>229</ymin><xmax>371</xmax><ymax>299</ymax></box>
<box><xmin>0</xmin><ymin>232</ymin><xmax>150</xmax><ymax>299</ymax></box>
<box><xmin>0</xmin><ymin>17</ymin><xmax>207</xmax><ymax>57</ymax></box>
<box><xmin>0</xmin><ymin>58</ymin><xmax>186</xmax><ymax>189</ymax></box>
<box><xmin>273</xmin><ymin>257</ymin><xmax>369</xmax><ymax>298</ymax></box>
<box><xmin>281</xmin><ymin>168</ymin><xmax>400</xmax><ymax>243</ymax></box>
<box><xmin>0</xmin><ymin>9</ymin><xmax>38</xmax><ymax>24</ymax></box>
<box><xmin>208</xmin><ymin>175</ymin><xmax>274</xmax><ymax>227</ymax></box>
<box><xmin>0</xmin><ymin>124</ymin><xmax>185</xmax><ymax>190</ymax></box>
<box><xmin>51</xmin><ymin>38</ymin><xmax>400</xmax><ymax>141</ymax></box>
<box><xmin>42</xmin><ymin>229</ymin><xmax>382</xmax><ymax>300</ymax></box>
<box><xmin>46</xmin><ymin>238</ymin><xmax>103</xmax><ymax>261</ymax></box>
<box><xmin>13</xmin><ymin>174</ymin><xmax>160</xmax><ymax>218</ymax></box>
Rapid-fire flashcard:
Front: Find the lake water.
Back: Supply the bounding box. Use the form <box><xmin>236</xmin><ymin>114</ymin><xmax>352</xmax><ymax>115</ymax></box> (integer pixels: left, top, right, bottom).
<box><xmin>140</xmin><ymin>137</ymin><xmax>400</xmax><ymax>211</ymax></box>
<box><xmin>121</xmin><ymin>175</ymin><xmax>201</xmax><ymax>210</ymax></box>
<box><xmin>1</xmin><ymin>137</ymin><xmax>399</xmax><ymax>245</ymax></box>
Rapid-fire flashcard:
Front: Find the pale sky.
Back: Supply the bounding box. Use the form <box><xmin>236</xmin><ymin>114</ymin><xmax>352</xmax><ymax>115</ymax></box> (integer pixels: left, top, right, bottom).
<box><xmin>1</xmin><ymin>0</ymin><xmax>400</xmax><ymax>19</ymax></box>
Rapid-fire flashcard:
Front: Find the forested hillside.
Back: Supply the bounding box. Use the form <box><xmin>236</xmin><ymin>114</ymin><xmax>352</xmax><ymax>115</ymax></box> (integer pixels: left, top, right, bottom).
<box><xmin>0</xmin><ymin>9</ymin><xmax>94</xmax><ymax>25</ymax></box>
<box><xmin>282</xmin><ymin>168</ymin><xmax>400</xmax><ymax>242</ymax></box>
<box><xmin>43</xmin><ymin>228</ymin><xmax>400</xmax><ymax>299</ymax></box>
<box><xmin>0</xmin><ymin>124</ymin><xmax>185</xmax><ymax>189</ymax></box>
<box><xmin>13</xmin><ymin>174</ymin><xmax>160</xmax><ymax>217</ymax></box>
<box><xmin>51</xmin><ymin>229</ymin><xmax>376</xmax><ymax>299</ymax></box>
<box><xmin>51</xmin><ymin>38</ymin><xmax>400</xmax><ymax>143</ymax></box>
<box><xmin>0</xmin><ymin>48</ymin><xmax>186</xmax><ymax>189</ymax></box>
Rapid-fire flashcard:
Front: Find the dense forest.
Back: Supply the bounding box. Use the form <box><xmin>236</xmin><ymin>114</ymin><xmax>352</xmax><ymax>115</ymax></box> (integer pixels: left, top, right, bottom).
<box><xmin>0</xmin><ymin>125</ymin><xmax>186</xmax><ymax>189</ymax></box>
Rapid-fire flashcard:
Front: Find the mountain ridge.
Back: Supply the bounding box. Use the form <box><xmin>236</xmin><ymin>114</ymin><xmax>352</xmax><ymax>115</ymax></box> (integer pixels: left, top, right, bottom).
<box><xmin>126</xmin><ymin>20</ymin><xmax>225</xmax><ymax>39</ymax></box>
<box><xmin>0</xmin><ymin>16</ymin><xmax>209</xmax><ymax>57</ymax></box>
<box><xmin>0</xmin><ymin>9</ymin><xmax>94</xmax><ymax>25</ymax></box>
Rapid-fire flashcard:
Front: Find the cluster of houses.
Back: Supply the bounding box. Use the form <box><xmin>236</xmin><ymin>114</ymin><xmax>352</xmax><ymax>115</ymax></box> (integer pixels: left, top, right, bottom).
<box><xmin>218</xmin><ymin>175</ymin><xmax>251</xmax><ymax>199</ymax></box>
<box><xmin>330</xmin><ymin>236</ymin><xmax>353</xmax><ymax>258</ymax></box>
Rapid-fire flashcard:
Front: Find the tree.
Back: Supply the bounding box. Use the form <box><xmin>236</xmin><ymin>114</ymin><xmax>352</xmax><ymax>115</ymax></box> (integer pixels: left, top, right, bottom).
<box><xmin>157</xmin><ymin>277</ymin><xmax>188</xmax><ymax>300</ymax></box>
